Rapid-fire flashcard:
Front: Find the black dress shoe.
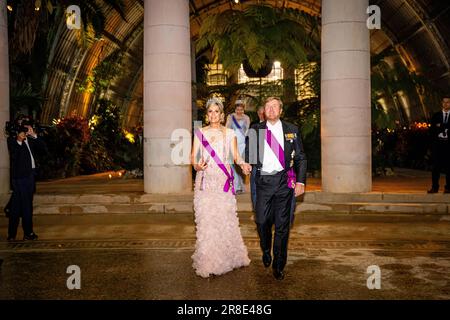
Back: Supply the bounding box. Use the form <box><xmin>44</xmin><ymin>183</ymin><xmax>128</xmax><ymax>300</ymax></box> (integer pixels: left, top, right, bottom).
<box><xmin>262</xmin><ymin>253</ymin><xmax>272</xmax><ymax>268</ymax></box>
<box><xmin>23</xmin><ymin>233</ymin><xmax>38</xmax><ymax>241</ymax></box>
<box><xmin>444</xmin><ymin>189</ymin><xmax>450</xmax><ymax>194</ymax></box>
<box><xmin>427</xmin><ymin>188</ymin><xmax>439</xmax><ymax>194</ymax></box>
<box><xmin>7</xmin><ymin>236</ymin><xmax>15</xmax><ymax>242</ymax></box>
<box><xmin>273</xmin><ymin>269</ymin><xmax>285</xmax><ymax>280</ymax></box>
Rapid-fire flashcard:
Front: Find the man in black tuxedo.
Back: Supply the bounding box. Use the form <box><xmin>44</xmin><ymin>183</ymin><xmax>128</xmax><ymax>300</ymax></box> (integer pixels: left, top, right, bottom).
<box><xmin>243</xmin><ymin>97</ymin><xmax>307</xmax><ymax>280</ymax></box>
<box><xmin>250</xmin><ymin>106</ymin><xmax>265</xmax><ymax>211</ymax></box>
<box><xmin>428</xmin><ymin>95</ymin><xmax>450</xmax><ymax>194</ymax></box>
<box><xmin>250</xmin><ymin>106</ymin><xmax>265</xmax><ymax>128</ymax></box>
<box><xmin>6</xmin><ymin>118</ymin><xmax>47</xmax><ymax>241</ymax></box>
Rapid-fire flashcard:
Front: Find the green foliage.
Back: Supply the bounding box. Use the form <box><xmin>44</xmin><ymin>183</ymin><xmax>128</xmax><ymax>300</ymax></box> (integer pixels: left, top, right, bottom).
<box><xmin>78</xmin><ymin>50</ymin><xmax>124</xmax><ymax>98</ymax></box>
<box><xmin>196</xmin><ymin>4</ymin><xmax>320</xmax><ymax>74</ymax></box>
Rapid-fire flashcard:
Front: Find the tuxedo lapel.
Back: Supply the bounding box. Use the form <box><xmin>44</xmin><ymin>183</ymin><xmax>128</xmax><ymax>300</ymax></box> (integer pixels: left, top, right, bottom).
<box><xmin>259</xmin><ymin>121</ymin><xmax>267</xmax><ymax>166</ymax></box>
<box><xmin>281</xmin><ymin>121</ymin><xmax>291</xmax><ymax>168</ymax></box>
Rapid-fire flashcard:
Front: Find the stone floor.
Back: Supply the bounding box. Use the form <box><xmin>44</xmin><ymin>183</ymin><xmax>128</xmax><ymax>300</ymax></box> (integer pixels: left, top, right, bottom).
<box><xmin>1</xmin><ymin>213</ymin><xmax>449</xmax><ymax>300</ymax></box>
<box><xmin>34</xmin><ymin>167</ymin><xmax>442</xmax><ymax>194</ymax></box>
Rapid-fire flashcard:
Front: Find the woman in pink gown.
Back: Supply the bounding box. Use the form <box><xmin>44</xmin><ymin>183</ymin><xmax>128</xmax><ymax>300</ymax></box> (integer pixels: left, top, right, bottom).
<box><xmin>190</xmin><ymin>98</ymin><xmax>251</xmax><ymax>278</ymax></box>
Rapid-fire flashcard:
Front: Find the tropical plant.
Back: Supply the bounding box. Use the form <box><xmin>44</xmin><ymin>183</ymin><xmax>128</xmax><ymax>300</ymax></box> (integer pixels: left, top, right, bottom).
<box><xmin>78</xmin><ymin>50</ymin><xmax>124</xmax><ymax>102</ymax></box>
<box><xmin>196</xmin><ymin>5</ymin><xmax>320</xmax><ymax>75</ymax></box>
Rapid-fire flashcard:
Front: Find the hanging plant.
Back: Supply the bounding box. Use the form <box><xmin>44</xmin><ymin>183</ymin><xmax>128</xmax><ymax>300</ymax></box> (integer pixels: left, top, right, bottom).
<box><xmin>242</xmin><ymin>57</ymin><xmax>273</xmax><ymax>78</ymax></box>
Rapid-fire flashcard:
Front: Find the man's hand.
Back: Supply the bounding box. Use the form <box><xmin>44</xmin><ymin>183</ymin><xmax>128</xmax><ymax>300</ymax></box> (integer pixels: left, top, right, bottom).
<box><xmin>16</xmin><ymin>132</ymin><xmax>26</xmax><ymax>143</ymax></box>
<box><xmin>25</xmin><ymin>125</ymin><xmax>37</xmax><ymax>138</ymax></box>
<box><xmin>240</xmin><ymin>163</ymin><xmax>252</xmax><ymax>175</ymax></box>
<box><xmin>294</xmin><ymin>183</ymin><xmax>305</xmax><ymax>197</ymax></box>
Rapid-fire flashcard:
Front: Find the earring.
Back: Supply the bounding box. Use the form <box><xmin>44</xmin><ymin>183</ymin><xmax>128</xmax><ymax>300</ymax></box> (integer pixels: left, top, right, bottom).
<box><xmin>204</xmin><ymin>116</ymin><xmax>209</xmax><ymax>124</ymax></box>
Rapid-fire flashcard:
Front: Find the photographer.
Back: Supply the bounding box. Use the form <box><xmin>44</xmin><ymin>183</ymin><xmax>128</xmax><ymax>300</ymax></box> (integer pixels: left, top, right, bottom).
<box><xmin>6</xmin><ymin>116</ymin><xmax>47</xmax><ymax>241</ymax></box>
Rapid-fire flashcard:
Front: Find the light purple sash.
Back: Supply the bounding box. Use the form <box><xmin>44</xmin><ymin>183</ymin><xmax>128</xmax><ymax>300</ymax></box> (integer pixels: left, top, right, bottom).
<box><xmin>195</xmin><ymin>129</ymin><xmax>235</xmax><ymax>195</ymax></box>
<box><xmin>265</xmin><ymin>128</ymin><xmax>296</xmax><ymax>189</ymax></box>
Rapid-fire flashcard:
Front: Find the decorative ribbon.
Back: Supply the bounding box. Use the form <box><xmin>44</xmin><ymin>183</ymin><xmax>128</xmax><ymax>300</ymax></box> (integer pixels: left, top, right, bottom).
<box><xmin>231</xmin><ymin>115</ymin><xmax>247</xmax><ymax>138</ymax></box>
<box><xmin>195</xmin><ymin>129</ymin><xmax>235</xmax><ymax>195</ymax></box>
<box><xmin>265</xmin><ymin>128</ymin><xmax>296</xmax><ymax>189</ymax></box>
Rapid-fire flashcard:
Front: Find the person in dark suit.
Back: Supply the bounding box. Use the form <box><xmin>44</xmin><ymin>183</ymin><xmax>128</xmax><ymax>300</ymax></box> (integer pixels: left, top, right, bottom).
<box><xmin>428</xmin><ymin>96</ymin><xmax>450</xmax><ymax>194</ymax></box>
<box><xmin>243</xmin><ymin>97</ymin><xmax>307</xmax><ymax>280</ymax></box>
<box><xmin>6</xmin><ymin>117</ymin><xmax>47</xmax><ymax>241</ymax></box>
<box><xmin>250</xmin><ymin>105</ymin><xmax>265</xmax><ymax>128</ymax></box>
<box><xmin>249</xmin><ymin>106</ymin><xmax>266</xmax><ymax>211</ymax></box>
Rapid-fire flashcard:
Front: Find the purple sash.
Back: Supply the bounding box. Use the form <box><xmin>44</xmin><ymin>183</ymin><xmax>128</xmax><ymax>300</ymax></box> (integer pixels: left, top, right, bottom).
<box><xmin>195</xmin><ymin>129</ymin><xmax>235</xmax><ymax>195</ymax></box>
<box><xmin>231</xmin><ymin>115</ymin><xmax>246</xmax><ymax>137</ymax></box>
<box><xmin>265</xmin><ymin>128</ymin><xmax>296</xmax><ymax>189</ymax></box>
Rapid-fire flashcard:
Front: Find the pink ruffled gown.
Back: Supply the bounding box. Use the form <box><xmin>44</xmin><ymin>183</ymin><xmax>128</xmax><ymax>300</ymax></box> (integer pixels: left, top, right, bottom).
<box><xmin>192</xmin><ymin>127</ymin><xmax>251</xmax><ymax>278</ymax></box>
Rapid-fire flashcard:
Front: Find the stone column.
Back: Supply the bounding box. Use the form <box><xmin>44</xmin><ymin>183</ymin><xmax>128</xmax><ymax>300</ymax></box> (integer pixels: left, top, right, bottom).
<box><xmin>321</xmin><ymin>0</ymin><xmax>371</xmax><ymax>193</ymax></box>
<box><xmin>0</xmin><ymin>1</ymin><xmax>10</xmax><ymax>195</ymax></box>
<box><xmin>143</xmin><ymin>0</ymin><xmax>192</xmax><ymax>193</ymax></box>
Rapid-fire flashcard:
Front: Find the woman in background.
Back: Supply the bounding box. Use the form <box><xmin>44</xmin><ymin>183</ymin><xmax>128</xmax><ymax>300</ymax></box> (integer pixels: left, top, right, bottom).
<box><xmin>225</xmin><ymin>100</ymin><xmax>250</xmax><ymax>194</ymax></box>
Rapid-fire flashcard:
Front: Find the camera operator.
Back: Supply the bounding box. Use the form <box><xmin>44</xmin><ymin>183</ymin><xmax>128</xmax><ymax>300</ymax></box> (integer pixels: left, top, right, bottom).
<box><xmin>6</xmin><ymin>116</ymin><xmax>47</xmax><ymax>241</ymax></box>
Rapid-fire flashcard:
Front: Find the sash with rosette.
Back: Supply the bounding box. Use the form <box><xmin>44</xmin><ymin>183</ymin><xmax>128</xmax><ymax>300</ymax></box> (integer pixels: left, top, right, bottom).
<box><xmin>265</xmin><ymin>128</ymin><xmax>296</xmax><ymax>189</ymax></box>
<box><xmin>195</xmin><ymin>129</ymin><xmax>235</xmax><ymax>195</ymax></box>
<box><xmin>231</xmin><ymin>115</ymin><xmax>247</xmax><ymax>137</ymax></box>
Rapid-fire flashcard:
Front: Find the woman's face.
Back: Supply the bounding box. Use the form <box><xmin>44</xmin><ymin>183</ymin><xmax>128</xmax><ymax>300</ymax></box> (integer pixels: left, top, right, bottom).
<box><xmin>207</xmin><ymin>104</ymin><xmax>222</xmax><ymax>124</ymax></box>
<box><xmin>235</xmin><ymin>105</ymin><xmax>245</xmax><ymax>116</ymax></box>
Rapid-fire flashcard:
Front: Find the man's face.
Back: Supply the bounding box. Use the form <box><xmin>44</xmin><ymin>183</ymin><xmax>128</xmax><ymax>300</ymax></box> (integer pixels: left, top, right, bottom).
<box><xmin>442</xmin><ymin>98</ymin><xmax>450</xmax><ymax>111</ymax></box>
<box><xmin>257</xmin><ymin>108</ymin><xmax>265</xmax><ymax>121</ymax></box>
<box><xmin>264</xmin><ymin>99</ymin><xmax>282</xmax><ymax>121</ymax></box>
<box><xmin>17</xmin><ymin>132</ymin><xmax>27</xmax><ymax>141</ymax></box>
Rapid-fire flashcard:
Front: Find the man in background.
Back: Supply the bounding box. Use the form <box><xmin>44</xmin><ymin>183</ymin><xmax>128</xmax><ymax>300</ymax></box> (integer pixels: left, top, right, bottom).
<box><xmin>7</xmin><ymin>116</ymin><xmax>47</xmax><ymax>241</ymax></box>
<box><xmin>428</xmin><ymin>95</ymin><xmax>450</xmax><ymax>194</ymax></box>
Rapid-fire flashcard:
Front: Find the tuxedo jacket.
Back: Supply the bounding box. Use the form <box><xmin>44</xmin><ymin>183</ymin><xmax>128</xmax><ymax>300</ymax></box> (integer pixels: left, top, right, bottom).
<box><xmin>430</xmin><ymin>111</ymin><xmax>450</xmax><ymax>146</ymax></box>
<box><xmin>7</xmin><ymin>136</ymin><xmax>47</xmax><ymax>179</ymax></box>
<box><xmin>245</xmin><ymin>120</ymin><xmax>307</xmax><ymax>184</ymax></box>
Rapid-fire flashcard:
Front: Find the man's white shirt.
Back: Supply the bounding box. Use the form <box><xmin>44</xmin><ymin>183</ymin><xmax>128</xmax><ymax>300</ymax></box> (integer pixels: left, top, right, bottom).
<box><xmin>16</xmin><ymin>137</ymin><xmax>36</xmax><ymax>169</ymax></box>
<box><xmin>443</xmin><ymin>110</ymin><xmax>449</xmax><ymax>124</ymax></box>
<box><xmin>262</xmin><ymin>120</ymin><xmax>284</xmax><ymax>173</ymax></box>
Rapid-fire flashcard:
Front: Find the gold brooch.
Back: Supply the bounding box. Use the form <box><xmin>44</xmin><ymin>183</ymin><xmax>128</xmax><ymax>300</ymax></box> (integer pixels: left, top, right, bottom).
<box><xmin>285</xmin><ymin>133</ymin><xmax>296</xmax><ymax>140</ymax></box>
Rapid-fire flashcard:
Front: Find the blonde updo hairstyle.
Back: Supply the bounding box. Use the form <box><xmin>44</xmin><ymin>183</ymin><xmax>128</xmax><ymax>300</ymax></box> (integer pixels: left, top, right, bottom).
<box><xmin>205</xmin><ymin>97</ymin><xmax>225</xmax><ymax>124</ymax></box>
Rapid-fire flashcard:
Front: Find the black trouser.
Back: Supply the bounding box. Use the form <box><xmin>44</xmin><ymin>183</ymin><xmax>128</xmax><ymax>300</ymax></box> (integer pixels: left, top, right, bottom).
<box><xmin>252</xmin><ymin>167</ymin><xmax>297</xmax><ymax>220</ymax></box>
<box><xmin>431</xmin><ymin>143</ymin><xmax>450</xmax><ymax>190</ymax></box>
<box><xmin>8</xmin><ymin>173</ymin><xmax>35</xmax><ymax>238</ymax></box>
<box><xmin>255</xmin><ymin>170</ymin><xmax>294</xmax><ymax>271</ymax></box>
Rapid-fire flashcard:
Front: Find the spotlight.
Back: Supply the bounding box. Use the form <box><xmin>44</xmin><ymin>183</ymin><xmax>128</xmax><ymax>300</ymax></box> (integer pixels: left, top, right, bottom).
<box><xmin>7</xmin><ymin>5</ymin><xmax>12</xmax><ymax>11</ymax></box>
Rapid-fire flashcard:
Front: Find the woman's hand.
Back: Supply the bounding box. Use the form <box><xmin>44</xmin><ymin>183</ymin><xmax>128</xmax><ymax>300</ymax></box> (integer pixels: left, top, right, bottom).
<box><xmin>194</xmin><ymin>159</ymin><xmax>208</xmax><ymax>171</ymax></box>
<box><xmin>240</xmin><ymin>162</ymin><xmax>252</xmax><ymax>175</ymax></box>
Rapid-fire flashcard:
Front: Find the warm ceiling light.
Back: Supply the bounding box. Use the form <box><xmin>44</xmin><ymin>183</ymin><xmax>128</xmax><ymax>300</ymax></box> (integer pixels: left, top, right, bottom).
<box><xmin>35</xmin><ymin>0</ymin><xmax>41</xmax><ymax>11</ymax></box>
<box><xmin>7</xmin><ymin>5</ymin><xmax>12</xmax><ymax>11</ymax></box>
<box><xmin>234</xmin><ymin>0</ymin><xmax>239</xmax><ymax>3</ymax></box>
